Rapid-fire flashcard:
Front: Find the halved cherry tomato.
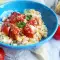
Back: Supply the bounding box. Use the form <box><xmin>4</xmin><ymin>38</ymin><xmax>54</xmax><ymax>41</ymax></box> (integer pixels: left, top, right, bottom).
<box><xmin>54</xmin><ymin>25</ymin><xmax>60</xmax><ymax>40</ymax></box>
<box><xmin>23</xmin><ymin>24</ymin><xmax>34</xmax><ymax>38</ymax></box>
<box><xmin>9</xmin><ymin>13</ymin><xmax>25</xmax><ymax>23</ymax></box>
<box><xmin>17</xmin><ymin>14</ymin><xmax>25</xmax><ymax>22</ymax></box>
<box><xmin>7</xmin><ymin>12</ymin><xmax>18</xmax><ymax>24</ymax></box>
<box><xmin>1</xmin><ymin>23</ymin><xmax>10</xmax><ymax>35</ymax></box>
<box><xmin>9</xmin><ymin>15</ymin><xmax>17</xmax><ymax>24</ymax></box>
<box><xmin>11</xmin><ymin>12</ymin><xmax>17</xmax><ymax>16</ymax></box>
<box><xmin>9</xmin><ymin>24</ymin><xmax>20</xmax><ymax>40</ymax></box>
<box><xmin>0</xmin><ymin>48</ymin><xmax>5</xmax><ymax>60</ymax></box>
<box><xmin>4</xmin><ymin>12</ymin><xmax>25</xmax><ymax>24</ymax></box>
<box><xmin>28</xmin><ymin>18</ymin><xmax>37</xmax><ymax>26</ymax></box>
<box><xmin>10</xmin><ymin>24</ymin><xmax>20</xmax><ymax>35</ymax></box>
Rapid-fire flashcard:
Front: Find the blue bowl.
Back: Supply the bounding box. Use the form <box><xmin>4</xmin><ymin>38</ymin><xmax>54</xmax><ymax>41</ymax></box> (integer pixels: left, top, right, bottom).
<box><xmin>0</xmin><ymin>1</ymin><xmax>58</xmax><ymax>49</ymax></box>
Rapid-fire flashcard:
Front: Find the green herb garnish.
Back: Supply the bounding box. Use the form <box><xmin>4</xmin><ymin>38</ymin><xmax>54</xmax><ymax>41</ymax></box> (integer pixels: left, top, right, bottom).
<box><xmin>25</xmin><ymin>15</ymin><xmax>32</xmax><ymax>21</ymax></box>
<box><xmin>16</xmin><ymin>22</ymin><xmax>26</xmax><ymax>28</ymax></box>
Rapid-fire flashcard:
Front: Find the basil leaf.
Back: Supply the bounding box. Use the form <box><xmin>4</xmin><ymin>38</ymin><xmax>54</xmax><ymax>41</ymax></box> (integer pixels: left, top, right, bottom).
<box><xmin>25</xmin><ymin>15</ymin><xmax>32</xmax><ymax>21</ymax></box>
<box><xmin>16</xmin><ymin>22</ymin><xmax>26</xmax><ymax>28</ymax></box>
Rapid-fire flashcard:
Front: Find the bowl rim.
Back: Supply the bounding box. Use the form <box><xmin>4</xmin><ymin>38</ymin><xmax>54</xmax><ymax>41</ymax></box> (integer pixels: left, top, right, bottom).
<box><xmin>0</xmin><ymin>1</ymin><xmax>58</xmax><ymax>49</ymax></box>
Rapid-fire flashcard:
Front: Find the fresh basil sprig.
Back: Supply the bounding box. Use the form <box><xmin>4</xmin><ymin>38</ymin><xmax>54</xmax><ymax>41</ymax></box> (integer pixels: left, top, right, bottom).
<box><xmin>25</xmin><ymin>15</ymin><xmax>32</xmax><ymax>21</ymax></box>
<box><xmin>16</xmin><ymin>22</ymin><xmax>26</xmax><ymax>28</ymax></box>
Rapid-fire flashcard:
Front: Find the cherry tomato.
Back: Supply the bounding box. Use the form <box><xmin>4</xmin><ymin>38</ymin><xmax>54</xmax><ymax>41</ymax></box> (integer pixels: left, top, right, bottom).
<box><xmin>9</xmin><ymin>15</ymin><xmax>17</xmax><ymax>24</ymax></box>
<box><xmin>17</xmin><ymin>14</ymin><xmax>25</xmax><ymax>22</ymax></box>
<box><xmin>7</xmin><ymin>12</ymin><xmax>18</xmax><ymax>24</ymax></box>
<box><xmin>9</xmin><ymin>24</ymin><xmax>20</xmax><ymax>40</ymax></box>
<box><xmin>23</xmin><ymin>24</ymin><xmax>34</xmax><ymax>38</ymax></box>
<box><xmin>4</xmin><ymin>12</ymin><xmax>25</xmax><ymax>24</ymax></box>
<box><xmin>0</xmin><ymin>48</ymin><xmax>5</xmax><ymax>60</ymax></box>
<box><xmin>28</xmin><ymin>18</ymin><xmax>37</xmax><ymax>26</ymax></box>
<box><xmin>54</xmin><ymin>25</ymin><xmax>60</xmax><ymax>40</ymax></box>
<box><xmin>1</xmin><ymin>23</ymin><xmax>10</xmax><ymax>35</ymax></box>
<box><xmin>11</xmin><ymin>12</ymin><xmax>17</xmax><ymax>16</ymax></box>
<box><xmin>11</xmin><ymin>24</ymin><xmax>20</xmax><ymax>35</ymax></box>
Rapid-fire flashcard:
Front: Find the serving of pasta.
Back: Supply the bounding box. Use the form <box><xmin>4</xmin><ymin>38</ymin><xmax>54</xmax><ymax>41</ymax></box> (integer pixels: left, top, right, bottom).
<box><xmin>0</xmin><ymin>9</ymin><xmax>48</xmax><ymax>46</ymax></box>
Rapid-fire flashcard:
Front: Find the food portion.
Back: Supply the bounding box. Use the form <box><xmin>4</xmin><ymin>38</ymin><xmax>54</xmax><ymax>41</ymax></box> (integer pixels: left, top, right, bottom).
<box><xmin>0</xmin><ymin>9</ymin><xmax>48</xmax><ymax>45</ymax></box>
